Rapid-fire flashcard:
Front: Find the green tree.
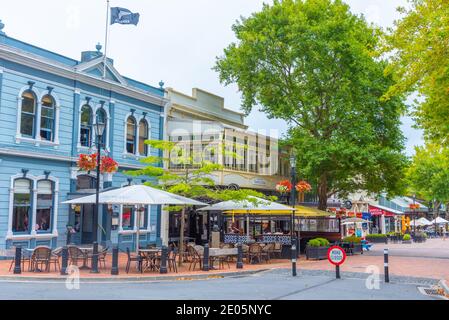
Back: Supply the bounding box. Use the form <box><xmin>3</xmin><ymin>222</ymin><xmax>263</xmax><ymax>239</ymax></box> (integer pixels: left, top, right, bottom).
<box><xmin>406</xmin><ymin>143</ymin><xmax>449</xmax><ymax>216</ymax></box>
<box><xmin>382</xmin><ymin>0</ymin><xmax>449</xmax><ymax>144</ymax></box>
<box><xmin>214</xmin><ymin>0</ymin><xmax>407</xmax><ymax>210</ymax></box>
<box><xmin>127</xmin><ymin>140</ymin><xmax>267</xmax><ymax>265</ymax></box>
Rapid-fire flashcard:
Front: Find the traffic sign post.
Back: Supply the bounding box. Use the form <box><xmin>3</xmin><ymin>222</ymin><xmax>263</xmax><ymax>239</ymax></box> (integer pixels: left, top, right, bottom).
<box><xmin>328</xmin><ymin>246</ymin><xmax>347</xmax><ymax>279</ymax></box>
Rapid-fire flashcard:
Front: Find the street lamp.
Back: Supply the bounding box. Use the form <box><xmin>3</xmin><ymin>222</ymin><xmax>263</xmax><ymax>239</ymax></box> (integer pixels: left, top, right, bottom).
<box><xmin>412</xmin><ymin>194</ymin><xmax>417</xmax><ymax>236</ymax></box>
<box><xmin>290</xmin><ymin>152</ymin><xmax>297</xmax><ymax>277</ymax></box>
<box><xmin>93</xmin><ymin>120</ymin><xmax>106</xmax><ymax>244</ymax></box>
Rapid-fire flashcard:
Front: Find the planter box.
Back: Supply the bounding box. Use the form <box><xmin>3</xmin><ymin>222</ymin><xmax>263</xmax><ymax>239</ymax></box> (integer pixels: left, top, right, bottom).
<box><xmin>366</xmin><ymin>237</ymin><xmax>388</xmax><ymax>244</ymax></box>
<box><xmin>306</xmin><ymin>246</ymin><xmax>329</xmax><ymax>260</ymax></box>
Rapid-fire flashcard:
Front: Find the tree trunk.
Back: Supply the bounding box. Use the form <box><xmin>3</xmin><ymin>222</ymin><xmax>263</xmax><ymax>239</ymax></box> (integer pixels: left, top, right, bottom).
<box><xmin>433</xmin><ymin>200</ymin><xmax>440</xmax><ymax>218</ymax></box>
<box><xmin>178</xmin><ymin>206</ymin><xmax>186</xmax><ymax>267</ymax></box>
<box><xmin>318</xmin><ymin>173</ymin><xmax>328</xmax><ymax>211</ymax></box>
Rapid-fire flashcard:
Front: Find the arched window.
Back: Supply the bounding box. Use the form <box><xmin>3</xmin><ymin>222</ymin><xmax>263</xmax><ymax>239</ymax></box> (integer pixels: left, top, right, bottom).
<box><xmin>80</xmin><ymin>105</ymin><xmax>93</xmax><ymax>147</ymax></box>
<box><xmin>12</xmin><ymin>179</ymin><xmax>32</xmax><ymax>234</ymax></box>
<box><xmin>126</xmin><ymin>116</ymin><xmax>137</xmax><ymax>154</ymax></box>
<box><xmin>40</xmin><ymin>95</ymin><xmax>55</xmax><ymax>142</ymax></box>
<box><xmin>139</xmin><ymin>119</ymin><xmax>149</xmax><ymax>156</ymax></box>
<box><xmin>20</xmin><ymin>91</ymin><xmax>37</xmax><ymax>138</ymax></box>
<box><xmin>96</xmin><ymin>108</ymin><xmax>108</xmax><ymax>147</ymax></box>
<box><xmin>36</xmin><ymin>180</ymin><xmax>54</xmax><ymax>233</ymax></box>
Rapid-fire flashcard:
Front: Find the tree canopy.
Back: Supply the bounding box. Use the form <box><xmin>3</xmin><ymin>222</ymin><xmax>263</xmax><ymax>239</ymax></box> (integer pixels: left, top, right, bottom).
<box><xmin>382</xmin><ymin>0</ymin><xmax>449</xmax><ymax>144</ymax></box>
<box><xmin>214</xmin><ymin>0</ymin><xmax>407</xmax><ymax>209</ymax></box>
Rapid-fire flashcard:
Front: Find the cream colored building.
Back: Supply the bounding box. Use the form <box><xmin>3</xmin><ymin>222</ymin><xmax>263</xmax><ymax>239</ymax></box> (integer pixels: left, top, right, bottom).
<box><xmin>165</xmin><ymin>88</ymin><xmax>290</xmax><ymax>193</ymax></box>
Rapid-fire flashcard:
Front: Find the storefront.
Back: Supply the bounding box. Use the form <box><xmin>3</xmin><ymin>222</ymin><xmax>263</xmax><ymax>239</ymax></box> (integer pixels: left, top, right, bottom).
<box><xmin>368</xmin><ymin>205</ymin><xmax>402</xmax><ymax>234</ymax></box>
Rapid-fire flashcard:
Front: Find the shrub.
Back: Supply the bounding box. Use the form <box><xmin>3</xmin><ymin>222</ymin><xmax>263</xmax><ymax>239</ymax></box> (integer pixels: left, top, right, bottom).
<box><xmin>366</xmin><ymin>234</ymin><xmax>388</xmax><ymax>239</ymax></box>
<box><xmin>307</xmin><ymin>238</ymin><xmax>330</xmax><ymax>247</ymax></box>
<box><xmin>403</xmin><ymin>234</ymin><xmax>411</xmax><ymax>241</ymax></box>
<box><xmin>342</xmin><ymin>236</ymin><xmax>362</xmax><ymax>243</ymax></box>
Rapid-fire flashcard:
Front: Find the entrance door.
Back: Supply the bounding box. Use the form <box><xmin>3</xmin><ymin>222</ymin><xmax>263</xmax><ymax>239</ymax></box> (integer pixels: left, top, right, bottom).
<box><xmin>81</xmin><ymin>204</ymin><xmax>95</xmax><ymax>244</ymax></box>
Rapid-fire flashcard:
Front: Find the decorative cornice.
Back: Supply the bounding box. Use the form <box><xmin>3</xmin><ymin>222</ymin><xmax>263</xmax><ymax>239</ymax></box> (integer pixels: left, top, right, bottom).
<box><xmin>0</xmin><ymin>44</ymin><xmax>169</xmax><ymax>107</ymax></box>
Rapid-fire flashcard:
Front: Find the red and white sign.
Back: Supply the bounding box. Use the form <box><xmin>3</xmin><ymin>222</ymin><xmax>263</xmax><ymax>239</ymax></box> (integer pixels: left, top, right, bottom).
<box><xmin>369</xmin><ymin>205</ymin><xmax>395</xmax><ymax>217</ymax></box>
<box><xmin>327</xmin><ymin>246</ymin><xmax>347</xmax><ymax>266</ymax></box>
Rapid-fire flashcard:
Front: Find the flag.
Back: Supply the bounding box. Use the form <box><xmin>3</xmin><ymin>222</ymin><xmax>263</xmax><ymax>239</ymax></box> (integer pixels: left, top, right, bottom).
<box><xmin>110</xmin><ymin>7</ymin><xmax>140</xmax><ymax>26</ymax></box>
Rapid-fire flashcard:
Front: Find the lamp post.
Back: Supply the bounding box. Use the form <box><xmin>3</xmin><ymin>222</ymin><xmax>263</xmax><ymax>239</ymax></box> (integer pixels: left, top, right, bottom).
<box><xmin>290</xmin><ymin>152</ymin><xmax>297</xmax><ymax>277</ymax></box>
<box><xmin>93</xmin><ymin>121</ymin><xmax>106</xmax><ymax>244</ymax></box>
<box><xmin>412</xmin><ymin>194</ymin><xmax>417</xmax><ymax>236</ymax></box>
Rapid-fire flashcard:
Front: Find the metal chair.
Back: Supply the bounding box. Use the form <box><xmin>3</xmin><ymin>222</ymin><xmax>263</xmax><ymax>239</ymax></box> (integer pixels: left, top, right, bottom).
<box><xmin>30</xmin><ymin>247</ymin><xmax>52</xmax><ymax>272</ymax></box>
<box><xmin>126</xmin><ymin>247</ymin><xmax>143</xmax><ymax>274</ymax></box>
<box><xmin>67</xmin><ymin>246</ymin><xmax>87</xmax><ymax>266</ymax></box>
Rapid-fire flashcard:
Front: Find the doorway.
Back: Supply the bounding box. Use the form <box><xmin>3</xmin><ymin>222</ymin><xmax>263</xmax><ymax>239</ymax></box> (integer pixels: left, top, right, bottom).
<box><xmin>74</xmin><ymin>204</ymin><xmax>95</xmax><ymax>244</ymax></box>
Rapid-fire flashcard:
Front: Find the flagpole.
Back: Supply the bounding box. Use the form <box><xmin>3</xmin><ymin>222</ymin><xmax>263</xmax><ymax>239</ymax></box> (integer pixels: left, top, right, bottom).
<box><xmin>103</xmin><ymin>0</ymin><xmax>110</xmax><ymax>79</ymax></box>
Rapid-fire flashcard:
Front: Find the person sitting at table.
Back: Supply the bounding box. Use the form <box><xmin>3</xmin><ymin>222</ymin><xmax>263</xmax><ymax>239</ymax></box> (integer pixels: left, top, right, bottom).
<box><xmin>230</xmin><ymin>222</ymin><xmax>240</xmax><ymax>234</ymax></box>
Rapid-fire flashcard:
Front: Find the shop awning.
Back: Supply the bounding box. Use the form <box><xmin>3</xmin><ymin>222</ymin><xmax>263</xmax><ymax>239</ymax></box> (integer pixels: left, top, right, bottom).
<box><xmin>223</xmin><ymin>205</ymin><xmax>333</xmax><ymax>217</ymax></box>
<box><xmin>369</xmin><ymin>204</ymin><xmax>403</xmax><ymax>217</ymax></box>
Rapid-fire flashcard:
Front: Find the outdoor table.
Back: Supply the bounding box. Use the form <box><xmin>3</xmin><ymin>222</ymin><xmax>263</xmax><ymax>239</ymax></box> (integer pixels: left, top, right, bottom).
<box><xmin>77</xmin><ymin>247</ymin><xmax>94</xmax><ymax>270</ymax></box>
<box><xmin>209</xmin><ymin>248</ymin><xmax>238</xmax><ymax>270</ymax></box>
<box><xmin>139</xmin><ymin>249</ymin><xmax>162</xmax><ymax>272</ymax></box>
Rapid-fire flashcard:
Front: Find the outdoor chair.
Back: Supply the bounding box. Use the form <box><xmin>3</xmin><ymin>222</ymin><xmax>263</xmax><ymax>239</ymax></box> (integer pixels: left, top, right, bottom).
<box><xmin>187</xmin><ymin>245</ymin><xmax>203</xmax><ymax>271</ymax></box>
<box><xmin>126</xmin><ymin>247</ymin><xmax>143</xmax><ymax>274</ymax></box>
<box><xmin>262</xmin><ymin>243</ymin><xmax>275</xmax><ymax>261</ymax></box>
<box><xmin>272</xmin><ymin>243</ymin><xmax>283</xmax><ymax>259</ymax></box>
<box><xmin>168</xmin><ymin>247</ymin><xmax>178</xmax><ymax>273</ymax></box>
<box><xmin>49</xmin><ymin>247</ymin><xmax>62</xmax><ymax>272</ymax></box>
<box><xmin>8</xmin><ymin>247</ymin><xmax>32</xmax><ymax>272</ymax></box>
<box><xmin>30</xmin><ymin>247</ymin><xmax>52</xmax><ymax>272</ymax></box>
<box><xmin>248</xmin><ymin>244</ymin><xmax>269</xmax><ymax>264</ymax></box>
<box><xmin>68</xmin><ymin>246</ymin><xmax>87</xmax><ymax>266</ymax></box>
<box><xmin>99</xmin><ymin>247</ymin><xmax>109</xmax><ymax>269</ymax></box>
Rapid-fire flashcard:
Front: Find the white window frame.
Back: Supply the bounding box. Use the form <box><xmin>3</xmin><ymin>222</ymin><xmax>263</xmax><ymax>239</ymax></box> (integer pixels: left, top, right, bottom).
<box><xmin>137</xmin><ymin>117</ymin><xmax>151</xmax><ymax>157</ymax></box>
<box><xmin>77</xmin><ymin>100</ymin><xmax>111</xmax><ymax>153</ymax></box>
<box><xmin>15</xmin><ymin>86</ymin><xmax>61</xmax><ymax>147</ymax></box>
<box><xmin>7</xmin><ymin>173</ymin><xmax>59</xmax><ymax>240</ymax></box>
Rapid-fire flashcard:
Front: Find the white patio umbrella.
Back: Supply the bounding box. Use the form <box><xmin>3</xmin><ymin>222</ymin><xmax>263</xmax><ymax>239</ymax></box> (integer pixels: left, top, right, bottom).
<box><xmin>63</xmin><ymin>185</ymin><xmax>207</xmax><ymax>252</ymax></box>
<box><xmin>409</xmin><ymin>220</ymin><xmax>426</xmax><ymax>227</ymax></box>
<box><xmin>430</xmin><ymin>217</ymin><xmax>449</xmax><ymax>225</ymax></box>
<box><xmin>196</xmin><ymin>196</ymin><xmax>296</xmax><ymax>212</ymax></box>
<box><xmin>417</xmin><ymin>217</ymin><xmax>432</xmax><ymax>226</ymax></box>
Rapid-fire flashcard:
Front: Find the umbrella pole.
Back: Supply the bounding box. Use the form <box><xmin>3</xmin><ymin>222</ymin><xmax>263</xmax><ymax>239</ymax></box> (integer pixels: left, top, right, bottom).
<box><xmin>179</xmin><ymin>205</ymin><xmax>186</xmax><ymax>267</ymax></box>
<box><xmin>135</xmin><ymin>205</ymin><xmax>141</xmax><ymax>254</ymax></box>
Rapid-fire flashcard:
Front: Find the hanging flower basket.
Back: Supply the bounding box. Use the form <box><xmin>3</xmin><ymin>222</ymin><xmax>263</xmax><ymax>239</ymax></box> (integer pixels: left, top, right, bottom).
<box><xmin>276</xmin><ymin>180</ymin><xmax>292</xmax><ymax>194</ymax></box>
<box><xmin>409</xmin><ymin>203</ymin><xmax>420</xmax><ymax>210</ymax></box>
<box><xmin>77</xmin><ymin>154</ymin><xmax>97</xmax><ymax>172</ymax></box>
<box><xmin>101</xmin><ymin>156</ymin><xmax>119</xmax><ymax>174</ymax></box>
<box><xmin>296</xmin><ymin>181</ymin><xmax>312</xmax><ymax>193</ymax></box>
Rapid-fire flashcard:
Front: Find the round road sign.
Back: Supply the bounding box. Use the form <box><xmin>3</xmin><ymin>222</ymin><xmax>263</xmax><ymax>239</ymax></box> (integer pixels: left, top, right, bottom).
<box><xmin>327</xmin><ymin>246</ymin><xmax>347</xmax><ymax>266</ymax></box>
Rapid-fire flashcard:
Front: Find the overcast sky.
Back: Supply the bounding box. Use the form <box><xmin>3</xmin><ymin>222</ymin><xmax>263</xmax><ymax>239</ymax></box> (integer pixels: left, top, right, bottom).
<box><xmin>0</xmin><ymin>0</ymin><xmax>422</xmax><ymax>155</ymax></box>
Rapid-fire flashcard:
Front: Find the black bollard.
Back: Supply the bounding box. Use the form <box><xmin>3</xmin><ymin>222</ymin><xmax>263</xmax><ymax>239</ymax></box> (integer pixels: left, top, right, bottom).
<box><xmin>384</xmin><ymin>249</ymin><xmax>389</xmax><ymax>283</ymax></box>
<box><xmin>336</xmin><ymin>265</ymin><xmax>341</xmax><ymax>279</ymax></box>
<box><xmin>111</xmin><ymin>245</ymin><xmax>119</xmax><ymax>276</ymax></box>
<box><xmin>291</xmin><ymin>244</ymin><xmax>297</xmax><ymax>277</ymax></box>
<box><xmin>60</xmin><ymin>247</ymin><xmax>68</xmax><ymax>276</ymax></box>
<box><xmin>90</xmin><ymin>242</ymin><xmax>99</xmax><ymax>274</ymax></box>
<box><xmin>13</xmin><ymin>247</ymin><xmax>22</xmax><ymax>275</ymax></box>
<box><xmin>236</xmin><ymin>243</ymin><xmax>243</xmax><ymax>269</ymax></box>
<box><xmin>160</xmin><ymin>246</ymin><xmax>168</xmax><ymax>274</ymax></box>
<box><xmin>202</xmin><ymin>244</ymin><xmax>210</xmax><ymax>272</ymax></box>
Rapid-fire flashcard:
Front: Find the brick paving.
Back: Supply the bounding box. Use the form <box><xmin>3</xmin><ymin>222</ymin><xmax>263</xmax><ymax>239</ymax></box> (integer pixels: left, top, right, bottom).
<box><xmin>1</xmin><ymin>239</ymin><xmax>448</xmax><ymax>281</ymax></box>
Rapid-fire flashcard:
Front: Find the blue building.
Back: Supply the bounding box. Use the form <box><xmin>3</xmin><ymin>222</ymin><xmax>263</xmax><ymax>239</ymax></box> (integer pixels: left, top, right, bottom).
<box><xmin>0</xmin><ymin>22</ymin><xmax>168</xmax><ymax>254</ymax></box>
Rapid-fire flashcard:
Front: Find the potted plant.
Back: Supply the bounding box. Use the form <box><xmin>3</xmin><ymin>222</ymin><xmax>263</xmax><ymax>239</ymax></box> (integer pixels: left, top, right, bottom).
<box><xmin>366</xmin><ymin>234</ymin><xmax>389</xmax><ymax>244</ymax></box>
<box><xmin>402</xmin><ymin>234</ymin><xmax>412</xmax><ymax>244</ymax></box>
<box><xmin>305</xmin><ymin>238</ymin><xmax>330</xmax><ymax>260</ymax></box>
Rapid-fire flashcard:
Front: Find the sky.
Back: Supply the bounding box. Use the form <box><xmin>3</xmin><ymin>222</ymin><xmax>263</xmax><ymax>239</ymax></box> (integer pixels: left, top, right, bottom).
<box><xmin>0</xmin><ymin>0</ymin><xmax>423</xmax><ymax>155</ymax></box>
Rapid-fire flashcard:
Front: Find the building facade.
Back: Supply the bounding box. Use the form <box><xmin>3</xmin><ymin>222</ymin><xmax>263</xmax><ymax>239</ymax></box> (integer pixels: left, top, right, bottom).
<box><xmin>0</xmin><ymin>24</ymin><xmax>167</xmax><ymax>253</ymax></box>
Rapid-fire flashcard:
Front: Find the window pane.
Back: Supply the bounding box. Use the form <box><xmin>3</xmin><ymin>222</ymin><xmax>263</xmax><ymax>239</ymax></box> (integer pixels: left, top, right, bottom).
<box><xmin>22</xmin><ymin>93</ymin><xmax>35</xmax><ymax>114</ymax></box>
<box><xmin>122</xmin><ymin>206</ymin><xmax>134</xmax><ymax>230</ymax></box>
<box><xmin>36</xmin><ymin>193</ymin><xmax>52</xmax><ymax>232</ymax></box>
<box><xmin>127</xmin><ymin>117</ymin><xmax>136</xmax><ymax>154</ymax></box>
<box><xmin>13</xmin><ymin>179</ymin><xmax>31</xmax><ymax>233</ymax></box>
<box><xmin>20</xmin><ymin>114</ymin><xmax>34</xmax><ymax>137</ymax></box>
<box><xmin>41</xmin><ymin>106</ymin><xmax>54</xmax><ymax>118</ymax></box>
<box><xmin>139</xmin><ymin>120</ymin><xmax>148</xmax><ymax>156</ymax></box>
<box><xmin>80</xmin><ymin>128</ymin><xmax>91</xmax><ymax>147</ymax></box>
<box><xmin>81</xmin><ymin>106</ymin><xmax>92</xmax><ymax>125</ymax></box>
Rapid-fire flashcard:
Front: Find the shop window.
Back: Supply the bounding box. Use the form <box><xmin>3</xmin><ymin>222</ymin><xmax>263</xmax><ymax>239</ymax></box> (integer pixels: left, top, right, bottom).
<box><xmin>12</xmin><ymin>179</ymin><xmax>32</xmax><ymax>234</ymax></box>
<box><xmin>36</xmin><ymin>180</ymin><xmax>53</xmax><ymax>233</ymax></box>
<box><xmin>122</xmin><ymin>205</ymin><xmax>134</xmax><ymax>230</ymax></box>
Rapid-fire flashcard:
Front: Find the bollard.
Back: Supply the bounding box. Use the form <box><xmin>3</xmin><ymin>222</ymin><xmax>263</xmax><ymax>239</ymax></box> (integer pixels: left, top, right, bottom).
<box><xmin>90</xmin><ymin>242</ymin><xmax>99</xmax><ymax>274</ymax></box>
<box><xmin>111</xmin><ymin>245</ymin><xmax>119</xmax><ymax>276</ymax></box>
<box><xmin>202</xmin><ymin>243</ymin><xmax>210</xmax><ymax>272</ymax></box>
<box><xmin>384</xmin><ymin>249</ymin><xmax>389</xmax><ymax>283</ymax></box>
<box><xmin>236</xmin><ymin>243</ymin><xmax>243</xmax><ymax>269</ymax></box>
<box><xmin>60</xmin><ymin>247</ymin><xmax>68</xmax><ymax>276</ymax></box>
<box><xmin>291</xmin><ymin>244</ymin><xmax>297</xmax><ymax>277</ymax></box>
<box><xmin>13</xmin><ymin>247</ymin><xmax>22</xmax><ymax>275</ymax></box>
<box><xmin>336</xmin><ymin>265</ymin><xmax>341</xmax><ymax>279</ymax></box>
<box><xmin>160</xmin><ymin>246</ymin><xmax>168</xmax><ymax>274</ymax></box>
